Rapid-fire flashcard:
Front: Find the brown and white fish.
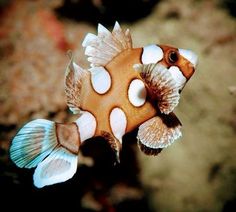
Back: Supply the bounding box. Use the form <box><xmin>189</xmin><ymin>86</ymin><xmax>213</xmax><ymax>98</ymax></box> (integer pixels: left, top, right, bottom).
<box><xmin>10</xmin><ymin>22</ymin><xmax>198</xmax><ymax>188</ymax></box>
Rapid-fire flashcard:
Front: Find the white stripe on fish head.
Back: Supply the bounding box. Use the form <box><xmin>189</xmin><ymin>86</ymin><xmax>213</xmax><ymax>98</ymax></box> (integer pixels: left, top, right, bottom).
<box><xmin>168</xmin><ymin>66</ymin><xmax>187</xmax><ymax>90</ymax></box>
<box><xmin>178</xmin><ymin>49</ymin><xmax>198</xmax><ymax>68</ymax></box>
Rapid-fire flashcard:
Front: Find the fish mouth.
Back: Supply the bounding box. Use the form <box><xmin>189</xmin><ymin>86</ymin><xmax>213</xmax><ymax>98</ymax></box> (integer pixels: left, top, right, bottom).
<box><xmin>178</xmin><ymin>49</ymin><xmax>198</xmax><ymax>68</ymax></box>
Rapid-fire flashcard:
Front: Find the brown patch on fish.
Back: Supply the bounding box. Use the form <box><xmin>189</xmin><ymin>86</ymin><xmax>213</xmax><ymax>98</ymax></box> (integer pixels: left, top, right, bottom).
<box><xmin>56</xmin><ymin>123</ymin><xmax>80</xmax><ymax>154</ymax></box>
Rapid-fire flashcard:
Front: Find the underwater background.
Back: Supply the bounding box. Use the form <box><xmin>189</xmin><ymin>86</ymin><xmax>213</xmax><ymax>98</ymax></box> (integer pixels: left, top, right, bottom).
<box><xmin>0</xmin><ymin>0</ymin><xmax>236</xmax><ymax>211</ymax></box>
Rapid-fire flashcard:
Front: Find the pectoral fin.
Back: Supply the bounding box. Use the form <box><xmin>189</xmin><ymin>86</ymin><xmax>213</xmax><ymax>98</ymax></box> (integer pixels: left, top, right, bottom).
<box><xmin>137</xmin><ymin>113</ymin><xmax>182</xmax><ymax>155</ymax></box>
<box><xmin>134</xmin><ymin>63</ymin><xmax>181</xmax><ymax>114</ymax></box>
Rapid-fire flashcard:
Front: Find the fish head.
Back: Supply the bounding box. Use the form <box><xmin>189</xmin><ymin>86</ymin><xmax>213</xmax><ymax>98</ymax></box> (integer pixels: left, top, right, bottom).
<box><xmin>158</xmin><ymin>45</ymin><xmax>198</xmax><ymax>91</ymax></box>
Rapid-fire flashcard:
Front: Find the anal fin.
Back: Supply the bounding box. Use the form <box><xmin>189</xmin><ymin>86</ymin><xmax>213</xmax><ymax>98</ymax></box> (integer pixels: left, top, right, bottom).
<box><xmin>137</xmin><ymin>113</ymin><xmax>182</xmax><ymax>156</ymax></box>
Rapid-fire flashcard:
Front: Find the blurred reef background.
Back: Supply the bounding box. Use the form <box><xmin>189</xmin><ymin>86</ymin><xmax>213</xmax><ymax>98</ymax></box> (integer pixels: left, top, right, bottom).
<box><xmin>0</xmin><ymin>0</ymin><xmax>236</xmax><ymax>211</ymax></box>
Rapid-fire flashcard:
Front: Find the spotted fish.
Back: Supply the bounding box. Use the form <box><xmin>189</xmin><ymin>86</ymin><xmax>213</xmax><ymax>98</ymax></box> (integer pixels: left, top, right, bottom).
<box><xmin>10</xmin><ymin>22</ymin><xmax>198</xmax><ymax>188</ymax></box>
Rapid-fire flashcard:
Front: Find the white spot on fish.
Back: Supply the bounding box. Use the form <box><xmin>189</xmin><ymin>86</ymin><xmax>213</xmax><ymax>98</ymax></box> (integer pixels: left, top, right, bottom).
<box><xmin>75</xmin><ymin>111</ymin><xmax>96</xmax><ymax>142</ymax></box>
<box><xmin>141</xmin><ymin>44</ymin><xmax>164</xmax><ymax>64</ymax></box>
<box><xmin>128</xmin><ymin>79</ymin><xmax>147</xmax><ymax>107</ymax></box>
<box><xmin>110</xmin><ymin>107</ymin><xmax>127</xmax><ymax>141</ymax></box>
<box><xmin>89</xmin><ymin>67</ymin><xmax>111</xmax><ymax>94</ymax></box>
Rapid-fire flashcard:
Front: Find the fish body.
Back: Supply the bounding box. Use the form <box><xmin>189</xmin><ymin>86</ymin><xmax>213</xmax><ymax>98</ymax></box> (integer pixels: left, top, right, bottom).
<box><xmin>10</xmin><ymin>22</ymin><xmax>198</xmax><ymax>188</ymax></box>
<box><xmin>80</xmin><ymin>48</ymin><xmax>155</xmax><ymax>134</ymax></box>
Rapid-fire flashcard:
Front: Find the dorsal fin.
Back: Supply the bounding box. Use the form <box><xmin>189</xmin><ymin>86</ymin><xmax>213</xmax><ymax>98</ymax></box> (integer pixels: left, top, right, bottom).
<box><xmin>82</xmin><ymin>21</ymin><xmax>133</xmax><ymax>67</ymax></box>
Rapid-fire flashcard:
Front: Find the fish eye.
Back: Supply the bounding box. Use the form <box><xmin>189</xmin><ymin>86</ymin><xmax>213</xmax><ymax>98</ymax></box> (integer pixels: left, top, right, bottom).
<box><xmin>168</xmin><ymin>51</ymin><xmax>178</xmax><ymax>63</ymax></box>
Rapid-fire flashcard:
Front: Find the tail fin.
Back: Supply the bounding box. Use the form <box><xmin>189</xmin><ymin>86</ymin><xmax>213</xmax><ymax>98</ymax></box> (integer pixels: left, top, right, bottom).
<box><xmin>10</xmin><ymin>113</ymin><xmax>96</xmax><ymax>188</ymax></box>
<box><xmin>82</xmin><ymin>22</ymin><xmax>133</xmax><ymax>67</ymax></box>
<box><xmin>10</xmin><ymin>119</ymin><xmax>59</xmax><ymax>169</ymax></box>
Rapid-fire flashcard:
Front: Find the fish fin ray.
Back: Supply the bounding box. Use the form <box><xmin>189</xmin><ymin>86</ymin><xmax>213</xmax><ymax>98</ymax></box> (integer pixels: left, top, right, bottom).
<box><xmin>10</xmin><ymin>119</ymin><xmax>58</xmax><ymax>168</ymax></box>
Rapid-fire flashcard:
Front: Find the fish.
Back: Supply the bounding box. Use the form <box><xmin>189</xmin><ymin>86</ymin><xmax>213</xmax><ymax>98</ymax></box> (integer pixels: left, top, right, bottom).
<box><xmin>10</xmin><ymin>22</ymin><xmax>198</xmax><ymax>188</ymax></box>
